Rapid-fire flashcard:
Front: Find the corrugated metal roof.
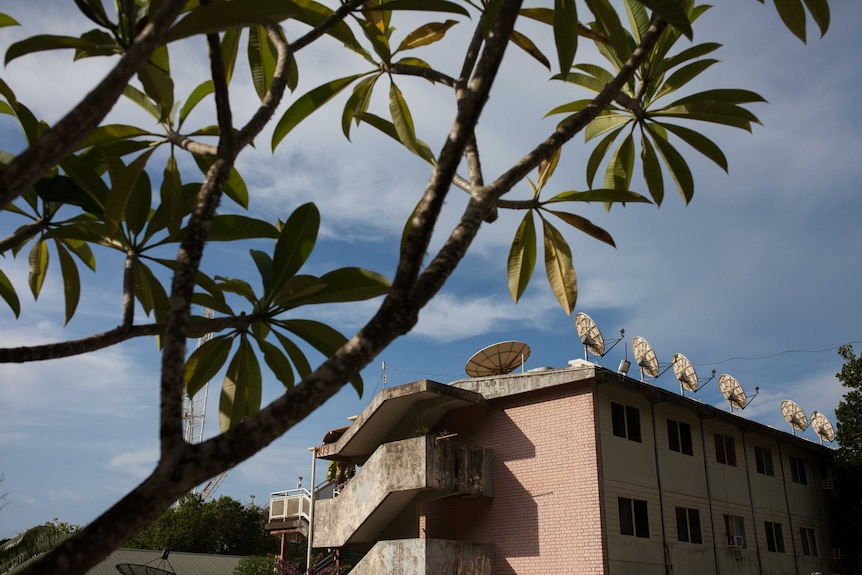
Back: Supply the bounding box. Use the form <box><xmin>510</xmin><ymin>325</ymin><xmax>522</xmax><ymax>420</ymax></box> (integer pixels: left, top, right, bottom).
<box><xmin>87</xmin><ymin>549</ymin><xmax>244</xmax><ymax>575</ymax></box>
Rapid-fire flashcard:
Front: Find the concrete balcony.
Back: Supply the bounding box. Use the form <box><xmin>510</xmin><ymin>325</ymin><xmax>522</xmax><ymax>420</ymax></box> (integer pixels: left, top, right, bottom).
<box><xmin>349</xmin><ymin>539</ymin><xmax>493</xmax><ymax>575</ymax></box>
<box><xmin>314</xmin><ymin>435</ymin><xmax>493</xmax><ymax>548</ymax></box>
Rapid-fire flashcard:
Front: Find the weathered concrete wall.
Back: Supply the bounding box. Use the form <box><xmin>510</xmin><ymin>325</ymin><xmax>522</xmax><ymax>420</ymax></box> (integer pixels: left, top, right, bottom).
<box><xmin>314</xmin><ymin>435</ymin><xmax>492</xmax><ymax>548</ymax></box>
<box><xmin>349</xmin><ymin>538</ymin><xmax>493</xmax><ymax>575</ymax></box>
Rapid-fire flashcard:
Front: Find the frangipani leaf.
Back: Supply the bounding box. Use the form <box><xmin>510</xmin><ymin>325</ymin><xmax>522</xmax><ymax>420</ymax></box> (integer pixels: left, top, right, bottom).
<box><xmin>55</xmin><ymin>240</ymin><xmax>81</xmax><ymax>325</ymax></box>
<box><xmin>396</xmin><ymin>20</ymin><xmax>458</xmax><ymax>52</ymax></box>
<box><xmin>257</xmin><ymin>338</ymin><xmax>295</xmax><ymax>390</ymax></box>
<box><xmin>27</xmin><ymin>239</ymin><xmax>48</xmax><ymax>299</ymax></box>
<box><xmin>541</xmin><ymin>217</ymin><xmax>577</xmax><ymax>314</ymax></box>
<box><xmin>281</xmin><ymin>319</ymin><xmax>363</xmax><ymax>395</ymax></box>
<box><xmin>545</xmin><ymin>209</ymin><xmax>615</xmax><ymax>247</ymax></box>
<box><xmin>185</xmin><ymin>334</ymin><xmax>234</xmax><ymax>399</ymax></box>
<box><xmin>554</xmin><ymin>0</ymin><xmax>578</xmax><ymax>79</ymax></box>
<box><xmin>0</xmin><ymin>268</ymin><xmax>20</xmax><ymax>318</ymax></box>
<box><xmin>283</xmin><ymin>267</ymin><xmax>390</xmax><ymax>308</ymax></box>
<box><xmin>272</xmin><ymin>202</ymin><xmax>319</xmax><ymax>291</ymax></box>
<box><xmin>219</xmin><ymin>336</ymin><xmax>262</xmax><ymax>431</ymax></box>
<box><xmin>510</xmin><ymin>30</ymin><xmax>550</xmax><ymax>71</ymax></box>
<box><xmin>207</xmin><ymin>215</ymin><xmax>279</xmax><ymax>241</ymax></box>
<box><xmin>544</xmin><ymin>189</ymin><xmax>651</xmax><ymax>204</ymax></box>
<box><xmin>507</xmin><ymin>211</ymin><xmax>537</xmax><ymax>303</ymax></box>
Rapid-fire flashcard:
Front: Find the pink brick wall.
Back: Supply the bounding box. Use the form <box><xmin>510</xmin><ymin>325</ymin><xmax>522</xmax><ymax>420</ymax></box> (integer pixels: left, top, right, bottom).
<box><xmin>421</xmin><ymin>382</ymin><xmax>606</xmax><ymax>574</ymax></box>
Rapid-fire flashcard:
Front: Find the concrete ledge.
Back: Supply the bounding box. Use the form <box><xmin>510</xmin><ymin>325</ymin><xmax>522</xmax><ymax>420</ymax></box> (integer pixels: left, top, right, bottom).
<box><xmin>451</xmin><ymin>362</ymin><xmax>598</xmax><ymax>400</ymax></box>
<box><xmin>349</xmin><ymin>539</ymin><xmax>493</xmax><ymax>575</ymax></box>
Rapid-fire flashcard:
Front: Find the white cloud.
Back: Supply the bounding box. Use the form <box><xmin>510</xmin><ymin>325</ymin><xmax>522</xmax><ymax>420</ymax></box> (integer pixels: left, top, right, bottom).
<box><xmin>106</xmin><ymin>446</ymin><xmax>159</xmax><ymax>481</ymax></box>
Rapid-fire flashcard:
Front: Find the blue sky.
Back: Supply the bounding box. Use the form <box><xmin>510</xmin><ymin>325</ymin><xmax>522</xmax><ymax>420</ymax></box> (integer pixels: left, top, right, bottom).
<box><xmin>1</xmin><ymin>1</ymin><xmax>860</xmax><ymax>539</ymax></box>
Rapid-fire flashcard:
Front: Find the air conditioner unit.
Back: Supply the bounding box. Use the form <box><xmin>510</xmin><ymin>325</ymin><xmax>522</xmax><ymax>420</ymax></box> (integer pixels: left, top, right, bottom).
<box><xmin>821</xmin><ymin>479</ymin><xmax>834</xmax><ymax>490</ymax></box>
<box><xmin>833</xmin><ymin>548</ymin><xmax>844</xmax><ymax>559</ymax></box>
<box><xmin>729</xmin><ymin>536</ymin><xmax>745</xmax><ymax>548</ymax></box>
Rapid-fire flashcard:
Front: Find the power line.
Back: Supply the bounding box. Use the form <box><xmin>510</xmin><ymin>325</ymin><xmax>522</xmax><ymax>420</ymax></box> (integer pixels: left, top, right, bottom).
<box><xmin>694</xmin><ymin>341</ymin><xmax>862</xmax><ymax>367</ymax></box>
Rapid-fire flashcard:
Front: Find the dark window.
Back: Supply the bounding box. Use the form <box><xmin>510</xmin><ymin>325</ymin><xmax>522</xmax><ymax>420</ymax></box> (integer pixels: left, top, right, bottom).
<box><xmin>619</xmin><ymin>497</ymin><xmax>650</xmax><ymax>538</ymax></box>
<box><xmin>667</xmin><ymin>419</ymin><xmax>694</xmax><ymax>455</ymax></box>
<box><xmin>789</xmin><ymin>456</ymin><xmax>808</xmax><ymax>485</ymax></box>
<box><xmin>724</xmin><ymin>514</ymin><xmax>746</xmax><ymax>548</ymax></box>
<box><xmin>800</xmin><ymin>527</ymin><xmax>818</xmax><ymax>556</ymax></box>
<box><xmin>765</xmin><ymin>521</ymin><xmax>785</xmax><ymax>553</ymax></box>
<box><xmin>676</xmin><ymin>507</ymin><xmax>702</xmax><ymax>544</ymax></box>
<box><xmin>611</xmin><ymin>401</ymin><xmax>642</xmax><ymax>442</ymax></box>
<box><xmin>714</xmin><ymin>433</ymin><xmax>737</xmax><ymax>466</ymax></box>
<box><xmin>754</xmin><ymin>445</ymin><xmax>775</xmax><ymax>476</ymax></box>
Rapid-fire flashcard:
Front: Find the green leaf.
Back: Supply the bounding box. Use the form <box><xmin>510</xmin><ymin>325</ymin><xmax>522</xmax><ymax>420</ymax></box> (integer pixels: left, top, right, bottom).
<box><xmin>585</xmin><ymin>112</ymin><xmax>630</xmax><ymax>142</ymax></box>
<box><xmin>652</xmin><ymin>59</ymin><xmax>718</xmax><ymax>102</ymax></box>
<box><xmin>191</xmin><ymin>154</ymin><xmax>249</xmax><ymax>208</ymax></box>
<box><xmin>248</xmin><ymin>25</ymin><xmax>277</xmax><ymax>101</ymax></box>
<box><xmin>507</xmin><ymin>211</ymin><xmax>537</xmax><ymax>303</ymax></box>
<box><xmin>250</xmin><ymin>249</ymin><xmax>274</xmax><ymax>296</ymax></box>
<box><xmin>272</xmin><ymin>275</ymin><xmax>327</xmax><ymax>308</ymax></box>
<box><xmin>281</xmin><ymin>319</ymin><xmax>362</xmax><ymax>395</ymax></box>
<box><xmin>5</xmin><ymin>33</ymin><xmax>106</xmax><ymax>65</ymax></box>
<box><xmin>396</xmin><ymin>20</ymin><xmax>458</xmax><ymax>52</ymax></box>
<box><xmin>0</xmin><ymin>268</ymin><xmax>20</xmax><ymax>318</ymax></box>
<box><xmin>185</xmin><ymin>334</ymin><xmax>234</xmax><ymax>399</ymax></box>
<box><xmin>541</xmin><ymin>217</ymin><xmax>578</xmax><ymax>314</ymax></box>
<box><xmin>355</xmin><ymin>112</ymin><xmax>436</xmax><ymax>164</ymax></box>
<box><xmin>510</xmin><ymin>30</ymin><xmax>551</xmax><ymax>71</ymax></box>
<box><xmin>282</xmin><ymin>267</ymin><xmax>390</xmax><ymax>308</ymax></box>
<box><xmin>105</xmin><ymin>148</ymin><xmax>156</xmax><ymax>237</ymax></box>
<box><xmin>167</xmin><ymin>0</ymin><xmax>295</xmax><ymax>42</ymax></box>
<box><xmin>803</xmin><ymin>0</ymin><xmax>829</xmax><ymax>37</ymax></box>
<box><xmin>219</xmin><ymin>336</ymin><xmax>262</xmax><ymax>431</ymax></box>
<box><xmin>603</xmin><ymin>132</ymin><xmax>634</xmax><ymax>191</ymax></box>
<box><xmin>586</xmin><ymin>126</ymin><xmax>624</xmax><ymax>188</ymax></box>
<box><xmin>179</xmin><ymin>81</ymin><xmax>214</xmax><ymax>128</ymax></box>
<box><xmin>545</xmin><ymin>209</ymin><xmax>615</xmax><ymax>248</ymax></box>
<box><xmin>207</xmin><ymin>215</ymin><xmax>279</xmax><ymax>241</ymax></box>
<box><xmin>272</xmin><ymin>74</ymin><xmax>365</xmax><ymax>150</ymax></box>
<box><xmin>55</xmin><ymin>240</ymin><xmax>81</xmax><ymax>325</ymax></box>
<box><xmin>60</xmin><ymin>238</ymin><xmax>96</xmax><ymax>272</ymax></box>
<box><xmin>640</xmin><ymin>135</ymin><xmax>664</xmax><ymax>205</ymax></box>
<box><xmin>372</xmin><ymin>0</ymin><xmax>470</xmax><ymax>17</ymax></box>
<box><xmin>554</xmin><ymin>0</ymin><xmax>577</xmax><ymax>79</ymax></box>
<box><xmin>544</xmin><ymin>189</ymin><xmax>651</xmax><ymax>204</ymax></box>
<box><xmin>623</xmin><ymin>0</ymin><xmax>649</xmax><ymax>44</ymax></box>
<box><xmin>257</xmin><ymin>338</ymin><xmax>295</xmax><ymax>390</ymax></box>
<box><xmin>651</xmin><ymin>101</ymin><xmax>761</xmax><ymax>131</ymax></box>
<box><xmin>76</xmin><ymin>124</ymin><xmax>154</xmax><ymax>150</ymax></box>
<box><xmin>646</xmin><ymin>42</ymin><xmax>721</xmax><ymax>87</ymax></box>
<box><xmin>519</xmin><ymin>7</ymin><xmax>554</xmax><ymax>25</ymax></box>
<box><xmin>272</xmin><ymin>202</ymin><xmax>319</xmax><ymax>291</ymax></box>
<box><xmin>583</xmin><ymin>0</ymin><xmax>631</xmax><ymax>64</ymax></box>
<box><xmin>659</xmin><ymin>122</ymin><xmax>728</xmax><ymax>172</ymax></box>
<box><xmin>28</xmin><ymin>239</ymin><xmax>49</xmax><ymax>299</ymax></box>
<box><xmin>536</xmin><ymin>148</ymin><xmax>561</xmax><ymax>193</ymax></box>
<box><xmin>136</xmin><ymin>262</ymin><xmax>170</xmax><ymax>324</ymax></box>
<box><xmin>389</xmin><ymin>82</ymin><xmax>420</xmax><ymax>155</ymax></box>
<box><xmin>647</xmin><ymin>124</ymin><xmax>694</xmax><ymax>204</ymax></box>
<box><xmin>342</xmin><ymin>74</ymin><xmax>380</xmax><ymax>140</ymax></box>
<box><xmin>774</xmin><ymin>0</ymin><xmax>807</xmax><ymax>42</ymax></box>
<box><xmin>215</xmin><ymin>276</ymin><xmax>259</xmax><ymax>305</ymax></box>
<box><xmin>545</xmin><ymin>98</ymin><xmax>592</xmax><ymax>117</ymax></box>
<box><xmin>272</xmin><ymin>329</ymin><xmax>312</xmax><ymax>380</ymax></box>
<box><xmin>125</xmin><ymin>170</ymin><xmax>152</xmax><ymax>238</ymax></box>
<box><xmin>122</xmin><ymin>84</ymin><xmax>162</xmax><ymax>122</ymax></box>
<box><xmin>669</xmin><ymin>89</ymin><xmax>767</xmax><ymax>106</ymax></box>
<box><xmin>0</xmin><ymin>13</ymin><xmax>20</xmax><ymax>28</ymax></box>
<box><xmin>635</xmin><ymin>0</ymin><xmax>692</xmax><ymax>38</ymax></box>
<box><xmin>191</xmin><ymin>292</ymin><xmax>234</xmax><ymax>316</ymax></box>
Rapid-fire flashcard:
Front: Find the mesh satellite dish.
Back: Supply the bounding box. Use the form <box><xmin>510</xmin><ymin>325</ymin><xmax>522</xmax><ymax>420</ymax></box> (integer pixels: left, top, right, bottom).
<box><xmin>465</xmin><ymin>341</ymin><xmax>531</xmax><ymax>377</ymax></box>
<box><xmin>780</xmin><ymin>400</ymin><xmax>810</xmax><ymax>436</ymax></box>
<box><xmin>632</xmin><ymin>336</ymin><xmax>659</xmax><ymax>381</ymax></box>
<box><xmin>574</xmin><ymin>312</ymin><xmax>624</xmax><ymax>361</ymax></box>
<box><xmin>810</xmin><ymin>411</ymin><xmax>836</xmax><ymax>444</ymax></box>
<box><xmin>116</xmin><ymin>550</ymin><xmax>176</xmax><ymax>575</ymax></box>
<box><xmin>670</xmin><ymin>354</ymin><xmax>717</xmax><ymax>397</ymax></box>
<box><xmin>719</xmin><ymin>374</ymin><xmax>759</xmax><ymax>412</ymax></box>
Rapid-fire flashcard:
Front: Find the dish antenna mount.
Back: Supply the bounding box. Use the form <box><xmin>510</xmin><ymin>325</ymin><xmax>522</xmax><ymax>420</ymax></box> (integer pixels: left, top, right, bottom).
<box><xmin>780</xmin><ymin>400</ymin><xmax>810</xmax><ymax>436</ymax></box>
<box><xmin>670</xmin><ymin>353</ymin><xmax>716</xmax><ymax>397</ymax></box>
<box><xmin>810</xmin><ymin>411</ymin><xmax>836</xmax><ymax>444</ymax></box>
<box><xmin>632</xmin><ymin>336</ymin><xmax>659</xmax><ymax>381</ymax></box>
<box><xmin>465</xmin><ymin>341</ymin><xmax>531</xmax><ymax>378</ymax></box>
<box><xmin>574</xmin><ymin>312</ymin><xmax>623</xmax><ymax>361</ymax></box>
<box><xmin>718</xmin><ymin>374</ymin><xmax>759</xmax><ymax>412</ymax></box>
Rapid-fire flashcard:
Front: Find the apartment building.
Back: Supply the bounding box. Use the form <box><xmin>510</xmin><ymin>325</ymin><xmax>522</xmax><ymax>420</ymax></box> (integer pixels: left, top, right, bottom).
<box><xmin>270</xmin><ymin>359</ymin><xmax>839</xmax><ymax>574</ymax></box>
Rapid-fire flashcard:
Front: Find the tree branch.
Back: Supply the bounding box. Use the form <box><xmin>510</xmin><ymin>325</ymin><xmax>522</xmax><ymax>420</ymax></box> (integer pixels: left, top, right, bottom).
<box><xmin>0</xmin><ymin>0</ymin><xmax>188</xmax><ymax>208</ymax></box>
<box><xmin>167</xmin><ymin>131</ymin><xmax>217</xmax><ymax>156</ymax></box>
<box><xmin>122</xmin><ymin>251</ymin><xmax>137</xmax><ymax>328</ymax></box>
<box><xmin>0</xmin><ymin>216</ymin><xmax>50</xmax><ymax>255</ymax></box>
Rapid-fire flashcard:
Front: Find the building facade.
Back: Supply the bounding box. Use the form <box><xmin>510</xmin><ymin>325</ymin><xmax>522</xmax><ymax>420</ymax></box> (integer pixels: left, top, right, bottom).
<box><xmin>286</xmin><ymin>361</ymin><xmax>839</xmax><ymax>574</ymax></box>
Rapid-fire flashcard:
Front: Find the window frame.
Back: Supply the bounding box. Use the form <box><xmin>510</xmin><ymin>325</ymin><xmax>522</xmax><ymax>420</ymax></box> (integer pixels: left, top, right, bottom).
<box><xmin>800</xmin><ymin>527</ymin><xmax>818</xmax><ymax>557</ymax></box>
<box><xmin>754</xmin><ymin>445</ymin><xmax>775</xmax><ymax>476</ymax></box>
<box><xmin>611</xmin><ymin>401</ymin><xmax>642</xmax><ymax>443</ymax></box>
<box><xmin>714</xmin><ymin>433</ymin><xmax>737</xmax><ymax>467</ymax></box>
<box><xmin>619</xmin><ymin>497</ymin><xmax>650</xmax><ymax>538</ymax></box>
<box><xmin>667</xmin><ymin>419</ymin><xmax>694</xmax><ymax>456</ymax></box>
<box><xmin>789</xmin><ymin>455</ymin><xmax>808</xmax><ymax>485</ymax></box>
<box><xmin>723</xmin><ymin>514</ymin><xmax>747</xmax><ymax>548</ymax></box>
<box><xmin>675</xmin><ymin>507</ymin><xmax>702</xmax><ymax>544</ymax></box>
<box><xmin>765</xmin><ymin>521</ymin><xmax>786</xmax><ymax>553</ymax></box>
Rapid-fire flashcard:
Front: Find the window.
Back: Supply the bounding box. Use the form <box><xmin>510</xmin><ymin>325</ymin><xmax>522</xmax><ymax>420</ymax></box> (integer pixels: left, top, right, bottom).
<box><xmin>619</xmin><ymin>497</ymin><xmax>650</xmax><ymax>538</ymax></box>
<box><xmin>754</xmin><ymin>445</ymin><xmax>775</xmax><ymax>476</ymax></box>
<box><xmin>675</xmin><ymin>507</ymin><xmax>702</xmax><ymax>544</ymax></box>
<box><xmin>667</xmin><ymin>419</ymin><xmax>693</xmax><ymax>455</ymax></box>
<box><xmin>724</xmin><ymin>514</ymin><xmax>746</xmax><ymax>548</ymax></box>
<box><xmin>714</xmin><ymin>433</ymin><xmax>737</xmax><ymax>466</ymax></box>
<box><xmin>800</xmin><ymin>527</ymin><xmax>818</xmax><ymax>556</ymax></box>
<box><xmin>789</xmin><ymin>456</ymin><xmax>808</xmax><ymax>485</ymax></box>
<box><xmin>611</xmin><ymin>401</ymin><xmax>642</xmax><ymax>442</ymax></box>
<box><xmin>765</xmin><ymin>521</ymin><xmax>785</xmax><ymax>553</ymax></box>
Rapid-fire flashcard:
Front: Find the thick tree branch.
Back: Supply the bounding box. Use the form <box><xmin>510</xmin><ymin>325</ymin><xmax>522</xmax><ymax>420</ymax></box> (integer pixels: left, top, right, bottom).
<box><xmin>122</xmin><ymin>251</ymin><xmax>137</xmax><ymax>328</ymax></box>
<box><xmin>0</xmin><ymin>314</ymin><xmax>259</xmax><ymax>363</ymax></box>
<box><xmin>0</xmin><ymin>0</ymin><xmax>188</xmax><ymax>208</ymax></box>
<box><xmin>167</xmin><ymin>131</ymin><xmax>217</xmax><ymax>156</ymax></box>
<box><xmin>0</xmin><ymin>216</ymin><xmax>50</xmax><ymax>255</ymax></box>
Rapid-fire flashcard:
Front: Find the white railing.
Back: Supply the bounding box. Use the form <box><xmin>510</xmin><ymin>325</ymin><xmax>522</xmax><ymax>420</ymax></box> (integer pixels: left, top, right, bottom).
<box><xmin>269</xmin><ymin>481</ymin><xmax>334</xmax><ymax>523</ymax></box>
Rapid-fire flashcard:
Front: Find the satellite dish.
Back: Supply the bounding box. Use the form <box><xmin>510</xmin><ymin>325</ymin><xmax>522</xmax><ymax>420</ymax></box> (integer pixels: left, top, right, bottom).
<box><xmin>632</xmin><ymin>336</ymin><xmax>659</xmax><ymax>380</ymax></box>
<box><xmin>465</xmin><ymin>341</ymin><xmax>530</xmax><ymax>377</ymax></box>
<box><xmin>575</xmin><ymin>312</ymin><xmax>605</xmax><ymax>358</ymax></box>
<box><xmin>671</xmin><ymin>353</ymin><xmax>698</xmax><ymax>393</ymax></box>
<box><xmin>116</xmin><ymin>565</ymin><xmax>175</xmax><ymax>575</ymax></box>
<box><xmin>719</xmin><ymin>374</ymin><xmax>757</xmax><ymax>412</ymax></box>
<box><xmin>781</xmin><ymin>400</ymin><xmax>809</xmax><ymax>435</ymax></box>
<box><xmin>810</xmin><ymin>411</ymin><xmax>835</xmax><ymax>444</ymax></box>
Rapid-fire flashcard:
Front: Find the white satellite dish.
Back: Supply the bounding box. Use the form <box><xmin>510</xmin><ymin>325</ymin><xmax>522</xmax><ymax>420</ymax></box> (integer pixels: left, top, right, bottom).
<box><xmin>575</xmin><ymin>312</ymin><xmax>605</xmax><ymax>358</ymax></box>
<box><xmin>465</xmin><ymin>341</ymin><xmax>531</xmax><ymax>377</ymax></box>
<box><xmin>810</xmin><ymin>411</ymin><xmax>835</xmax><ymax>444</ymax></box>
<box><xmin>632</xmin><ymin>336</ymin><xmax>659</xmax><ymax>381</ymax></box>
<box><xmin>719</xmin><ymin>374</ymin><xmax>758</xmax><ymax>412</ymax></box>
<box><xmin>780</xmin><ymin>400</ymin><xmax>809</xmax><ymax>436</ymax></box>
<box><xmin>671</xmin><ymin>353</ymin><xmax>698</xmax><ymax>393</ymax></box>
